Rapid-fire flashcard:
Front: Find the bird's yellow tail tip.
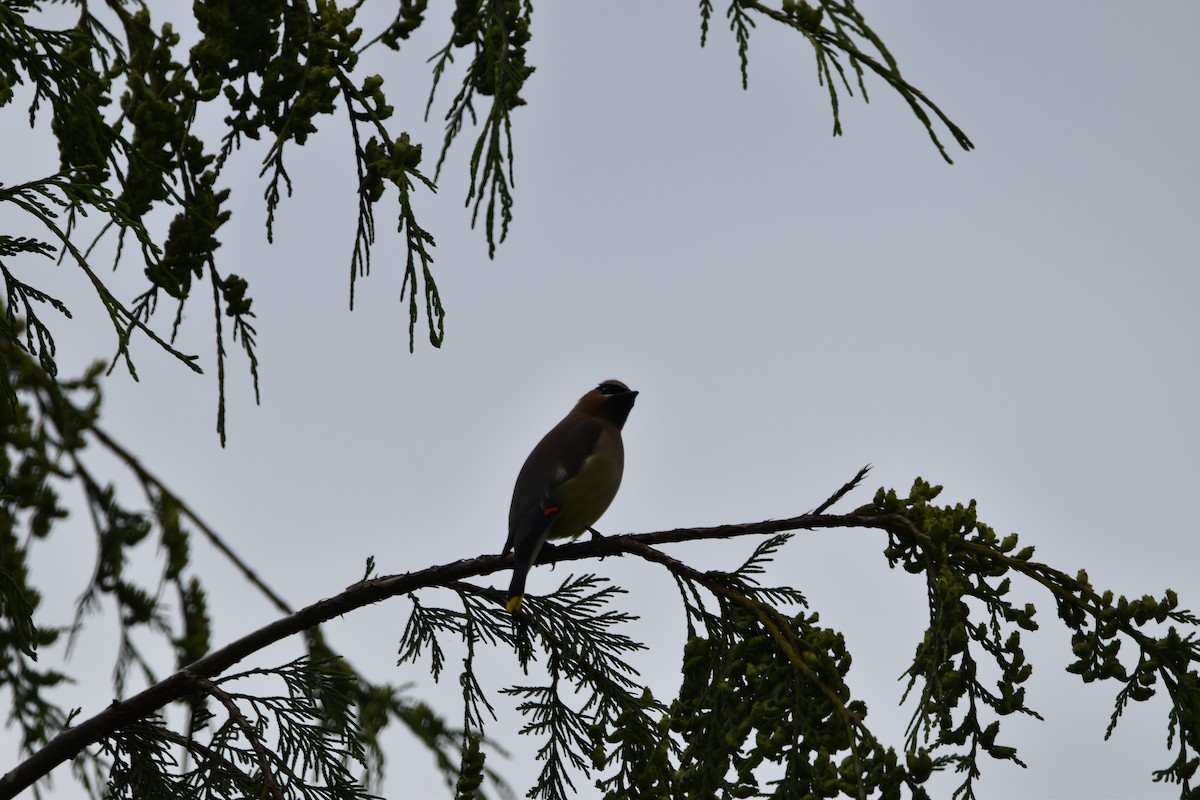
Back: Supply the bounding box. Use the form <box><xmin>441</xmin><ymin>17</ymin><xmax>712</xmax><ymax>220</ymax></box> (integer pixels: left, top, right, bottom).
<box><xmin>505</xmin><ymin>595</ymin><xmax>524</xmax><ymax>614</ymax></box>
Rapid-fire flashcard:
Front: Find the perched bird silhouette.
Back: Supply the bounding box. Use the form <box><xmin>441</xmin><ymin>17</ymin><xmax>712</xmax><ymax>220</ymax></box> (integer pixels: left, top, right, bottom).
<box><xmin>503</xmin><ymin>380</ymin><xmax>638</xmax><ymax>612</ymax></box>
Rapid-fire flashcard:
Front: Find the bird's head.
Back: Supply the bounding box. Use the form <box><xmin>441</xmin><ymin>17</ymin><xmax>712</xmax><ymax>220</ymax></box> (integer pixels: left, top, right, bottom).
<box><xmin>575</xmin><ymin>379</ymin><xmax>638</xmax><ymax>428</ymax></box>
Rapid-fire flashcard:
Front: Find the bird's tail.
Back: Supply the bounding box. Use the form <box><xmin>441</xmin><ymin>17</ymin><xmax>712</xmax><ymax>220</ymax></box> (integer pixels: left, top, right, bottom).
<box><xmin>506</xmin><ymin>564</ymin><xmax>529</xmax><ymax>613</ymax></box>
<box><xmin>506</xmin><ymin>527</ymin><xmax>552</xmax><ymax>613</ymax></box>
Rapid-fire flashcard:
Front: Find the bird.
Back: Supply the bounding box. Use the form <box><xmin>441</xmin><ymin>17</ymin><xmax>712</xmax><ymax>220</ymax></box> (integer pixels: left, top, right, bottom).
<box><xmin>503</xmin><ymin>379</ymin><xmax>638</xmax><ymax>613</ymax></box>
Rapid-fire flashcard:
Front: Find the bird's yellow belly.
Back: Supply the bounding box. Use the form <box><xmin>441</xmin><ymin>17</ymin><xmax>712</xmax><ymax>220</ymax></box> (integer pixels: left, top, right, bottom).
<box><xmin>547</xmin><ymin>455</ymin><xmax>622</xmax><ymax>540</ymax></box>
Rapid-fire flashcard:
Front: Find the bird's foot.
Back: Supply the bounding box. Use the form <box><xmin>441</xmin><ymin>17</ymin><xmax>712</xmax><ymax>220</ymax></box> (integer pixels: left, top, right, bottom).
<box><xmin>587</xmin><ymin>527</ymin><xmax>605</xmax><ymax>540</ymax></box>
<box><xmin>536</xmin><ymin>541</ymin><xmax>558</xmax><ymax>565</ymax></box>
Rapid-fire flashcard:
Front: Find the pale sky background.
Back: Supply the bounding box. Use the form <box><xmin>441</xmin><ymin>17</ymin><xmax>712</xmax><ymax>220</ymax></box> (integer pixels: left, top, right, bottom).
<box><xmin>4</xmin><ymin>1</ymin><xmax>1199</xmax><ymax>798</ymax></box>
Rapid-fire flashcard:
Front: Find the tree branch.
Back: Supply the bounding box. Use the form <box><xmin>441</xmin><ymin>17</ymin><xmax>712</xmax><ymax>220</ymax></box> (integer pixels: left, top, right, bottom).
<box><xmin>90</xmin><ymin>423</ymin><xmax>295</xmax><ymax>616</ymax></box>
<box><xmin>0</xmin><ymin>504</ymin><xmax>889</xmax><ymax>798</ymax></box>
<box><xmin>182</xmin><ymin>671</ymin><xmax>284</xmax><ymax>800</ymax></box>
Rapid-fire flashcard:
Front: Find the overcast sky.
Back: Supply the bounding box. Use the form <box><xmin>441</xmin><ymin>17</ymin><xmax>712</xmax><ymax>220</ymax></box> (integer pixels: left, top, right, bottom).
<box><xmin>5</xmin><ymin>1</ymin><xmax>1200</xmax><ymax>798</ymax></box>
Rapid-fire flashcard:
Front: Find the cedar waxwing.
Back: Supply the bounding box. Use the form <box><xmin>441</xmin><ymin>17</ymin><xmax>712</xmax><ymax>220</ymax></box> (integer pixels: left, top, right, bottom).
<box><xmin>503</xmin><ymin>380</ymin><xmax>639</xmax><ymax>613</ymax></box>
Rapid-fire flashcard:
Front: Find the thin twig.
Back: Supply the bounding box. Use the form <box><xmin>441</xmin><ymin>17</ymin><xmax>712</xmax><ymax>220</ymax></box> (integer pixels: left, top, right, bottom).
<box><xmin>90</xmin><ymin>423</ymin><xmax>294</xmax><ymax>615</ymax></box>
<box><xmin>182</xmin><ymin>671</ymin><xmax>284</xmax><ymax>800</ymax></box>
<box><xmin>812</xmin><ymin>463</ymin><xmax>871</xmax><ymax>515</ymax></box>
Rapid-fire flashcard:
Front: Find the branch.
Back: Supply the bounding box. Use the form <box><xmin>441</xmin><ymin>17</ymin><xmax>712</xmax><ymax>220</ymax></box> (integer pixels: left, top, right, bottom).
<box><xmin>90</xmin><ymin>423</ymin><xmax>294</xmax><ymax>616</ymax></box>
<box><xmin>2</xmin><ymin>336</ymin><xmax>293</xmax><ymax>616</ymax></box>
<box><xmin>960</xmin><ymin>539</ymin><xmax>1195</xmax><ymax>694</ymax></box>
<box><xmin>741</xmin><ymin>0</ymin><xmax>974</xmax><ymax>163</ymax></box>
<box><xmin>182</xmin><ymin>672</ymin><xmax>284</xmax><ymax>800</ymax></box>
<box><xmin>602</xmin><ymin>535</ymin><xmax>927</xmax><ymax>797</ymax></box>
<box><xmin>612</xmin><ymin>536</ymin><xmax>911</xmax><ymax>773</ymax></box>
<box><xmin>0</xmin><ymin>506</ymin><xmax>887</xmax><ymax>797</ymax></box>
<box><xmin>812</xmin><ymin>462</ymin><xmax>871</xmax><ymax>514</ymax></box>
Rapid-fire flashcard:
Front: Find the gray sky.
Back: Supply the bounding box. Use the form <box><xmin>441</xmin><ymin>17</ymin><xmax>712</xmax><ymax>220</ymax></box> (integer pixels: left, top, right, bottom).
<box><xmin>5</xmin><ymin>1</ymin><xmax>1199</xmax><ymax>797</ymax></box>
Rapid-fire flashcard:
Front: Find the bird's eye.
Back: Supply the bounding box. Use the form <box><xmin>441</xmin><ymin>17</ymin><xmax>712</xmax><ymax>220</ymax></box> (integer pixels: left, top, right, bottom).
<box><xmin>598</xmin><ymin>382</ymin><xmax>621</xmax><ymax>395</ymax></box>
